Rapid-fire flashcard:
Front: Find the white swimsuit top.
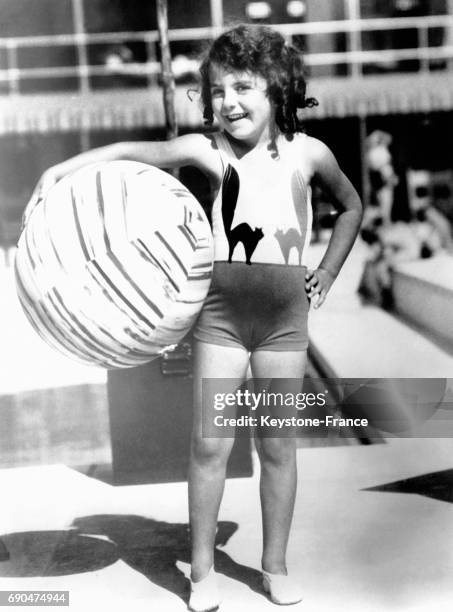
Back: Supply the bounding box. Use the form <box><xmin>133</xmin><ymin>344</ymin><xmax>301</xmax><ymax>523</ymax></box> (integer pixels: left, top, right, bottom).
<box><xmin>211</xmin><ymin>132</ymin><xmax>313</xmax><ymax>266</ymax></box>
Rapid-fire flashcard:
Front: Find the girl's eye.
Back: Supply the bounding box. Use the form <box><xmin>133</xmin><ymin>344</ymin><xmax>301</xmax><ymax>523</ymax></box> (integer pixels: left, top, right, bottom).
<box><xmin>236</xmin><ymin>84</ymin><xmax>250</xmax><ymax>92</ymax></box>
<box><xmin>211</xmin><ymin>89</ymin><xmax>224</xmax><ymax>98</ymax></box>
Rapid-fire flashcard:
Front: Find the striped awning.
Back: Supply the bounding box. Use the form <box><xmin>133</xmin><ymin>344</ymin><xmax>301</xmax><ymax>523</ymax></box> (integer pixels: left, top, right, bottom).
<box><xmin>308</xmin><ymin>72</ymin><xmax>453</xmax><ymax>118</ymax></box>
<box><xmin>1</xmin><ymin>72</ymin><xmax>453</xmax><ymax>135</ymax></box>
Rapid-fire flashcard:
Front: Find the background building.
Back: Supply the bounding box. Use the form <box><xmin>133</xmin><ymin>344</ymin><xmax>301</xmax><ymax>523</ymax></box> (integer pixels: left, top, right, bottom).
<box><xmin>1</xmin><ymin>0</ymin><xmax>453</xmax><ymax>243</ymax></box>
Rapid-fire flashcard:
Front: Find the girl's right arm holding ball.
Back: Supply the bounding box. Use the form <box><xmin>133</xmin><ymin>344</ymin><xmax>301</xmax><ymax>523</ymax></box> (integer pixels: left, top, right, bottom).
<box><xmin>23</xmin><ymin>134</ymin><xmax>222</xmax><ymax>226</ymax></box>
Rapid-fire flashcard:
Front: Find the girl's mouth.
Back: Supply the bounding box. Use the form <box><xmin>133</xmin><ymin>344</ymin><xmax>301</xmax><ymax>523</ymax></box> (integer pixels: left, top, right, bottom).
<box><xmin>226</xmin><ymin>113</ymin><xmax>249</xmax><ymax>122</ymax></box>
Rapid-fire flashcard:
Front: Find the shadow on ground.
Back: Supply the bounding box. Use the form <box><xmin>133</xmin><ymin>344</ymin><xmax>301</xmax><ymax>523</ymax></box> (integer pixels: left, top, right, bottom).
<box><xmin>0</xmin><ymin>515</ymin><xmax>263</xmax><ymax>605</ymax></box>
<box><xmin>363</xmin><ymin>468</ymin><xmax>453</xmax><ymax>503</ymax></box>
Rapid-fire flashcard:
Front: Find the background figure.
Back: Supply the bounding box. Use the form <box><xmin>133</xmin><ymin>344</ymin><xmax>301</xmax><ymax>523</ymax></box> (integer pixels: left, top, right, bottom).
<box><xmin>365</xmin><ymin>130</ymin><xmax>399</xmax><ymax>226</ymax></box>
<box><xmin>358</xmin><ymin>209</ymin><xmax>446</xmax><ymax>310</ymax></box>
<box><xmin>410</xmin><ymin>198</ymin><xmax>453</xmax><ymax>255</ymax></box>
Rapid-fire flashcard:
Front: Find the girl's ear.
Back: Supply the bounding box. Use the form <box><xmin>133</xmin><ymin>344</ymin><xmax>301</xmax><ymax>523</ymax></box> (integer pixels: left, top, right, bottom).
<box><xmin>186</xmin><ymin>88</ymin><xmax>201</xmax><ymax>103</ymax></box>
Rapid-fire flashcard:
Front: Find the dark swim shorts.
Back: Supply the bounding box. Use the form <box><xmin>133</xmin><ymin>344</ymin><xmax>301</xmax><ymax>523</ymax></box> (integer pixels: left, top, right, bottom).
<box><xmin>193</xmin><ymin>262</ymin><xmax>309</xmax><ymax>352</ymax></box>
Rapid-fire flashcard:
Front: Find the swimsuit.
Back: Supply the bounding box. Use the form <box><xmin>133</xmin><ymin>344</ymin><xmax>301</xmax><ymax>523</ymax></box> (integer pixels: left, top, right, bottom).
<box><xmin>194</xmin><ymin>132</ymin><xmax>312</xmax><ymax>352</ymax></box>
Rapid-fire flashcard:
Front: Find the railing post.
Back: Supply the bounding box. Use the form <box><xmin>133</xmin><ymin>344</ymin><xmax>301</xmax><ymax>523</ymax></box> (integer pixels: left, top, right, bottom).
<box><xmin>345</xmin><ymin>0</ymin><xmax>362</xmax><ymax>77</ymax></box>
<box><xmin>418</xmin><ymin>24</ymin><xmax>430</xmax><ymax>72</ymax></box>
<box><xmin>210</xmin><ymin>0</ymin><xmax>224</xmax><ymax>31</ymax></box>
<box><xmin>145</xmin><ymin>34</ymin><xmax>158</xmax><ymax>88</ymax></box>
<box><xmin>6</xmin><ymin>41</ymin><xmax>19</xmax><ymax>95</ymax></box>
<box><xmin>447</xmin><ymin>0</ymin><xmax>453</xmax><ymax>70</ymax></box>
<box><xmin>71</xmin><ymin>0</ymin><xmax>90</xmax><ymax>95</ymax></box>
<box><xmin>71</xmin><ymin>0</ymin><xmax>90</xmax><ymax>151</ymax></box>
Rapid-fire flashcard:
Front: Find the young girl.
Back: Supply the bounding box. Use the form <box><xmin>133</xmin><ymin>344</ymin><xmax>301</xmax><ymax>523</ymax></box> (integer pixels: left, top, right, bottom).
<box><xmin>26</xmin><ymin>24</ymin><xmax>362</xmax><ymax>611</ymax></box>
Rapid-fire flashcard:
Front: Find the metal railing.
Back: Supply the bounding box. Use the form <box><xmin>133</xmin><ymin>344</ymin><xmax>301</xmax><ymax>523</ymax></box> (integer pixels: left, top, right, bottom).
<box><xmin>0</xmin><ymin>14</ymin><xmax>452</xmax><ymax>95</ymax></box>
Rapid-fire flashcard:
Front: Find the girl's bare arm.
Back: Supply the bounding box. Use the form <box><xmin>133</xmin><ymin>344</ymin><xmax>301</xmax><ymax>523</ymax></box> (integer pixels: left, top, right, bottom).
<box><xmin>308</xmin><ymin>137</ymin><xmax>363</xmax><ymax>277</ymax></box>
<box><xmin>43</xmin><ymin>133</ymin><xmax>220</xmax><ymax>182</ymax></box>
<box><xmin>305</xmin><ymin>137</ymin><xmax>363</xmax><ymax>307</ymax></box>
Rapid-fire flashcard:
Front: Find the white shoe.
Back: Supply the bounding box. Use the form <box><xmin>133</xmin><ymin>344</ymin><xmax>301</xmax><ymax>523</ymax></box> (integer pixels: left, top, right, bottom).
<box><xmin>189</xmin><ymin>567</ymin><xmax>221</xmax><ymax>612</ymax></box>
<box><xmin>262</xmin><ymin>571</ymin><xmax>303</xmax><ymax>605</ymax></box>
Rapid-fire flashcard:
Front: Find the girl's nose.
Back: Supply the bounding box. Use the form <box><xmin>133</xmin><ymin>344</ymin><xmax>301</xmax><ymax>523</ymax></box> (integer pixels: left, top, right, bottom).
<box><xmin>222</xmin><ymin>89</ymin><xmax>237</xmax><ymax>112</ymax></box>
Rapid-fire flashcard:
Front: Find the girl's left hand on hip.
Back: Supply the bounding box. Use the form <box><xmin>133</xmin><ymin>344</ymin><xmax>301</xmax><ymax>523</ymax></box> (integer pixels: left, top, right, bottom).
<box><xmin>305</xmin><ymin>268</ymin><xmax>335</xmax><ymax>309</ymax></box>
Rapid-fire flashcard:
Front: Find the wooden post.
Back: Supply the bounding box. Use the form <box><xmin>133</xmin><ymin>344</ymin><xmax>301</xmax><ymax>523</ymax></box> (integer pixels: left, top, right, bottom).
<box><xmin>359</xmin><ymin>113</ymin><xmax>369</xmax><ymax>210</ymax></box>
<box><xmin>156</xmin><ymin>0</ymin><xmax>178</xmax><ymax>140</ymax></box>
<box><xmin>345</xmin><ymin>0</ymin><xmax>362</xmax><ymax>78</ymax></box>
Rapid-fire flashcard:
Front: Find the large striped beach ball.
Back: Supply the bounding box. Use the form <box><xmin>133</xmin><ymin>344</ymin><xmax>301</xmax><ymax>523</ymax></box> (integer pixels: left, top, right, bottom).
<box><xmin>15</xmin><ymin>161</ymin><xmax>213</xmax><ymax>368</ymax></box>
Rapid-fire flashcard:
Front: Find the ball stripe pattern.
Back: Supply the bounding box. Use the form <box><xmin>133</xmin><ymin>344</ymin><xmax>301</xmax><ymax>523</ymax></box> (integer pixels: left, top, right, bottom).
<box><xmin>15</xmin><ymin>161</ymin><xmax>213</xmax><ymax>368</ymax></box>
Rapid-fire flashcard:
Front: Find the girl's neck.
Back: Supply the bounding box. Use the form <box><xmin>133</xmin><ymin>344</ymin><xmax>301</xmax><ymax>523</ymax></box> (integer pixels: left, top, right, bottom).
<box><xmin>224</xmin><ymin>125</ymin><xmax>282</xmax><ymax>159</ymax></box>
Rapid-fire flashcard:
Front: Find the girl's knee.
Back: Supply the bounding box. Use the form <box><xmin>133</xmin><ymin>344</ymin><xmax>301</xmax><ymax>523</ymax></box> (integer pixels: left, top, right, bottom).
<box><xmin>255</xmin><ymin>437</ymin><xmax>296</xmax><ymax>467</ymax></box>
<box><xmin>190</xmin><ymin>435</ymin><xmax>233</xmax><ymax>467</ymax></box>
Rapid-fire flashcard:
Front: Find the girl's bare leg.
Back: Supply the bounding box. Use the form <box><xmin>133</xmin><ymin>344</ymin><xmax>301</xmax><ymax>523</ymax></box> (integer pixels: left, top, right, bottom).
<box><xmin>250</xmin><ymin>349</ymin><xmax>307</xmax><ymax>574</ymax></box>
<box><xmin>189</xmin><ymin>341</ymin><xmax>249</xmax><ymax>581</ymax></box>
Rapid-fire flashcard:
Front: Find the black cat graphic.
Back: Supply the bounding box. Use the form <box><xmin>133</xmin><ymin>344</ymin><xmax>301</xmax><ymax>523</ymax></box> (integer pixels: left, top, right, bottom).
<box><xmin>221</xmin><ymin>164</ymin><xmax>264</xmax><ymax>265</ymax></box>
<box><xmin>228</xmin><ymin>224</ymin><xmax>264</xmax><ymax>265</ymax></box>
<box><xmin>274</xmin><ymin>228</ymin><xmax>303</xmax><ymax>265</ymax></box>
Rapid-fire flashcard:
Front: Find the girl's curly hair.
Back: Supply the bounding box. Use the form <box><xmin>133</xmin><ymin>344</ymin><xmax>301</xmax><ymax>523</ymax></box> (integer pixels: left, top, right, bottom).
<box><xmin>199</xmin><ymin>24</ymin><xmax>318</xmax><ymax>134</ymax></box>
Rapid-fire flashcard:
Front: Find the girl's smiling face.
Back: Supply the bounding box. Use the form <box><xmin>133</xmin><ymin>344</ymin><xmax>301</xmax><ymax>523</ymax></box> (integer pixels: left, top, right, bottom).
<box><xmin>209</xmin><ymin>64</ymin><xmax>274</xmax><ymax>148</ymax></box>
